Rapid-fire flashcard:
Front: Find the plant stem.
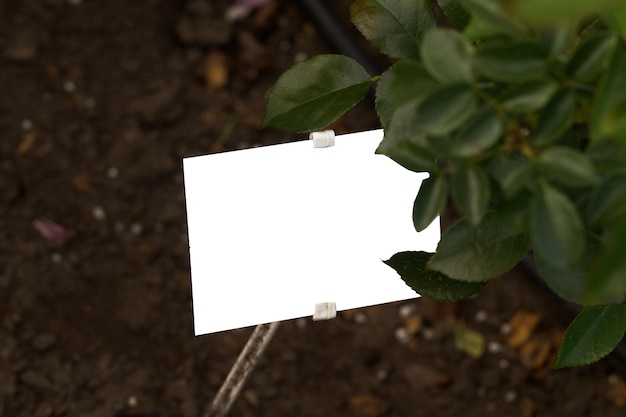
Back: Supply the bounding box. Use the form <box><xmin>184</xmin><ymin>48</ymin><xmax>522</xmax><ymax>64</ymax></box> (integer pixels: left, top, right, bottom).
<box><xmin>204</xmin><ymin>321</ymin><xmax>281</xmax><ymax>417</ymax></box>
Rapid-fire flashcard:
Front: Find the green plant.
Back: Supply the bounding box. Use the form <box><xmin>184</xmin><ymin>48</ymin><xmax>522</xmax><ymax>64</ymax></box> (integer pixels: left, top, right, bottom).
<box><xmin>262</xmin><ymin>0</ymin><xmax>626</xmax><ymax>368</ymax></box>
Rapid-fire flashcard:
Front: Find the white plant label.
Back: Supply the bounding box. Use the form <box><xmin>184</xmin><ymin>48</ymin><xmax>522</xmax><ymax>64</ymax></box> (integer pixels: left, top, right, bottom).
<box><xmin>183</xmin><ymin>129</ymin><xmax>440</xmax><ymax>335</ymax></box>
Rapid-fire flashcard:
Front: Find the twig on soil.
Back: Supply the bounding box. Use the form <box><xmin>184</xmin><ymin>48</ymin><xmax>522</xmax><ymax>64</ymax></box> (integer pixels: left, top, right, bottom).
<box><xmin>204</xmin><ymin>321</ymin><xmax>281</xmax><ymax>417</ymax></box>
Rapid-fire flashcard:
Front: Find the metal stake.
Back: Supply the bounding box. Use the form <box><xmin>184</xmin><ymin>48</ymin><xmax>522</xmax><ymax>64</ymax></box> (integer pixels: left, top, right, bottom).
<box><xmin>204</xmin><ymin>321</ymin><xmax>281</xmax><ymax>417</ymax></box>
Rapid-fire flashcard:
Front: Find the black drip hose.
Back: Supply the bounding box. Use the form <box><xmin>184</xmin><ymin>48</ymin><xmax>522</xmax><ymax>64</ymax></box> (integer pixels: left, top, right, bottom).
<box><xmin>297</xmin><ymin>0</ymin><xmax>626</xmax><ymax>366</ymax></box>
<box><xmin>294</xmin><ymin>0</ymin><xmax>385</xmax><ymax>76</ymax></box>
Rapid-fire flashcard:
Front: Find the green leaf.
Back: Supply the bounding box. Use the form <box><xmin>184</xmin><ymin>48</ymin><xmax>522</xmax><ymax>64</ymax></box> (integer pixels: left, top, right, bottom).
<box><xmin>451</xmin><ymin>165</ymin><xmax>491</xmax><ymax>225</ymax></box>
<box><xmin>599</xmin><ymin>97</ymin><xmax>626</xmax><ymax>145</ymax></box>
<box><xmin>462</xmin><ymin>0</ymin><xmax>528</xmax><ymax>38</ymax></box>
<box><xmin>602</xmin><ymin>4</ymin><xmax>626</xmax><ymax>39</ymax></box>
<box><xmin>421</xmin><ymin>28</ymin><xmax>474</xmax><ymax>83</ymax></box>
<box><xmin>262</xmin><ymin>55</ymin><xmax>371</xmax><ymax>132</ymax></box>
<box><xmin>384</xmin><ymin>251</ymin><xmax>486</xmax><ymax>301</ymax></box>
<box><xmin>464</xmin><ymin>15</ymin><xmax>504</xmax><ymax>40</ymax></box>
<box><xmin>591</xmin><ymin>43</ymin><xmax>626</xmax><ymax>142</ymax></box>
<box><xmin>534</xmin><ymin>233</ymin><xmax>602</xmax><ymax>304</ymax></box>
<box><xmin>566</xmin><ymin>34</ymin><xmax>617</xmax><ymax>83</ymax></box>
<box><xmin>415</xmin><ymin>85</ymin><xmax>478</xmax><ymax>135</ymax></box>
<box><xmin>448</xmin><ymin>109</ymin><xmax>504</xmax><ymax>157</ymax></box>
<box><xmin>376</xmin><ymin>140</ymin><xmax>436</xmax><ymax>174</ymax></box>
<box><xmin>350</xmin><ymin>0</ymin><xmax>436</xmax><ymax>59</ymax></box>
<box><xmin>491</xmin><ymin>190</ymin><xmax>531</xmax><ymax>232</ymax></box>
<box><xmin>537</xmin><ymin>24</ymin><xmax>576</xmax><ymax>56</ymax></box>
<box><xmin>375</xmin><ymin>60</ymin><xmax>438</xmax><ymax>130</ymax></box>
<box><xmin>587</xmin><ymin>139</ymin><xmax>626</xmax><ymax>175</ymax></box>
<box><xmin>580</xmin><ymin>17</ymin><xmax>612</xmax><ymax>38</ymax></box>
<box><xmin>531</xmin><ymin>89</ymin><xmax>576</xmax><ymax>146</ymax></box>
<box><xmin>501</xmin><ymin>79</ymin><xmax>558</xmax><ymax>114</ymax></box>
<box><xmin>454</xmin><ymin>321</ymin><xmax>486</xmax><ymax>358</ymax></box>
<box><xmin>555</xmin><ymin>304</ymin><xmax>626</xmax><ymax>369</ymax></box>
<box><xmin>586</xmin><ymin>171</ymin><xmax>626</xmax><ymax>227</ymax></box>
<box><xmin>587</xmin><ymin>217</ymin><xmax>626</xmax><ymax>304</ymax></box>
<box><xmin>531</xmin><ymin>182</ymin><xmax>585</xmax><ymax>270</ymax></box>
<box><xmin>509</xmin><ymin>0</ymin><xmax>624</xmax><ymax>26</ymax></box>
<box><xmin>536</xmin><ymin>146</ymin><xmax>600</xmax><ymax>188</ymax></box>
<box><xmin>376</xmin><ymin>101</ymin><xmax>437</xmax><ymax>173</ymax></box>
<box><xmin>428</xmin><ymin>215</ymin><xmax>529</xmax><ymax>281</ymax></box>
<box><xmin>474</xmin><ymin>42</ymin><xmax>547</xmax><ymax>82</ymax></box>
<box><xmin>413</xmin><ymin>175</ymin><xmax>447</xmax><ymax>232</ymax></box>
<box><xmin>438</xmin><ymin>0</ymin><xmax>471</xmax><ymax>28</ymax></box>
<box><xmin>488</xmin><ymin>154</ymin><xmax>532</xmax><ymax>199</ymax></box>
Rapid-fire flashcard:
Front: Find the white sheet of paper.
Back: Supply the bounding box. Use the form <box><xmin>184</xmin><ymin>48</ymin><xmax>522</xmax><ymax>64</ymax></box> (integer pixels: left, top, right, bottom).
<box><xmin>183</xmin><ymin>129</ymin><xmax>440</xmax><ymax>335</ymax></box>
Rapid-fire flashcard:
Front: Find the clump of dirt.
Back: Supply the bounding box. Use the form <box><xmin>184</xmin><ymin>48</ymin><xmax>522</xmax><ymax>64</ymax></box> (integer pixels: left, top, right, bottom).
<box><xmin>1</xmin><ymin>1</ymin><xmax>625</xmax><ymax>417</ymax></box>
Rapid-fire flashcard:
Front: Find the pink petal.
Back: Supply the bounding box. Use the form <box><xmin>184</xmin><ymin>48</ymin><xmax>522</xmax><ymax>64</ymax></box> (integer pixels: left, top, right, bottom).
<box><xmin>226</xmin><ymin>0</ymin><xmax>270</xmax><ymax>21</ymax></box>
<box><xmin>33</xmin><ymin>219</ymin><xmax>73</xmax><ymax>244</ymax></box>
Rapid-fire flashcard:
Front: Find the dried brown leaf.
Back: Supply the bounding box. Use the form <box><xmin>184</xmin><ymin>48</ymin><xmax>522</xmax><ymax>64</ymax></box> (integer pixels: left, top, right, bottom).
<box><xmin>608</xmin><ymin>377</ymin><xmax>626</xmax><ymax>408</ymax></box>
<box><xmin>519</xmin><ymin>336</ymin><xmax>552</xmax><ymax>371</ymax></box>
<box><xmin>520</xmin><ymin>396</ymin><xmax>535</xmax><ymax>417</ymax></box>
<box><xmin>203</xmin><ymin>51</ymin><xmax>229</xmax><ymax>90</ymax></box>
<box><xmin>506</xmin><ymin>310</ymin><xmax>541</xmax><ymax>348</ymax></box>
<box><xmin>405</xmin><ymin>315</ymin><xmax>423</xmax><ymax>336</ymax></box>
<box><xmin>16</xmin><ymin>132</ymin><xmax>37</xmax><ymax>155</ymax></box>
<box><xmin>72</xmin><ymin>173</ymin><xmax>90</xmax><ymax>192</ymax></box>
<box><xmin>348</xmin><ymin>394</ymin><xmax>380</xmax><ymax>417</ymax></box>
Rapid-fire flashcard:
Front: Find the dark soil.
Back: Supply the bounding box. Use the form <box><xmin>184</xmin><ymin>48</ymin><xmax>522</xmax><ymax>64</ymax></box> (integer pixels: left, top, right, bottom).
<box><xmin>2</xmin><ymin>1</ymin><xmax>626</xmax><ymax>416</ymax></box>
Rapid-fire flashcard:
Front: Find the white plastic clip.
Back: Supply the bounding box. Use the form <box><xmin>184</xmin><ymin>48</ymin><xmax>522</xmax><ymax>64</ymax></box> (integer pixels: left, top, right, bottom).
<box><xmin>310</xmin><ymin>130</ymin><xmax>335</xmax><ymax>148</ymax></box>
<box><xmin>313</xmin><ymin>302</ymin><xmax>337</xmax><ymax>321</ymax></box>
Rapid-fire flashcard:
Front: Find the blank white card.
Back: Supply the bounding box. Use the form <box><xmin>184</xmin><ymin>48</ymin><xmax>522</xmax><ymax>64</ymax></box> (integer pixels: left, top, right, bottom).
<box><xmin>183</xmin><ymin>129</ymin><xmax>440</xmax><ymax>335</ymax></box>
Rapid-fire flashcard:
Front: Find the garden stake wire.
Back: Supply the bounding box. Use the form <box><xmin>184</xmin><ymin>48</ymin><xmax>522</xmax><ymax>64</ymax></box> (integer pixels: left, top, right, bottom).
<box><xmin>204</xmin><ymin>321</ymin><xmax>281</xmax><ymax>417</ymax></box>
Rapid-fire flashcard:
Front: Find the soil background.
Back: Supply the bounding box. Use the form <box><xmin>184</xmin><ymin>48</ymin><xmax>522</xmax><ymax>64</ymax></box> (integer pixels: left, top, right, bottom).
<box><xmin>2</xmin><ymin>1</ymin><xmax>626</xmax><ymax>417</ymax></box>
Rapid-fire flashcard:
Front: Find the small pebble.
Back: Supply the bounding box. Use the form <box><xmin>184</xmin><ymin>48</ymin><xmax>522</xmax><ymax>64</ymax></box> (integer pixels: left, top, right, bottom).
<box><xmin>376</xmin><ymin>368</ymin><xmax>388</xmax><ymax>381</ymax></box>
<box><xmin>395</xmin><ymin>327</ymin><xmax>409</xmax><ymax>344</ymax></box>
<box><xmin>63</xmin><ymin>80</ymin><xmax>76</xmax><ymax>93</ymax></box>
<box><xmin>498</xmin><ymin>359</ymin><xmax>510</xmax><ymax>370</ymax></box>
<box><xmin>504</xmin><ymin>390</ymin><xmax>518</xmax><ymax>403</ymax></box>
<box><xmin>127</xmin><ymin>396</ymin><xmax>138</xmax><ymax>407</ymax></box>
<box><xmin>487</xmin><ymin>341</ymin><xmax>502</xmax><ymax>353</ymax></box>
<box><xmin>92</xmin><ymin>206</ymin><xmax>106</xmax><ymax>221</ymax></box>
<box><xmin>399</xmin><ymin>304</ymin><xmax>416</xmax><ymax>319</ymax></box>
<box><xmin>294</xmin><ymin>52</ymin><xmax>308</xmax><ymax>62</ymax></box>
<box><xmin>474</xmin><ymin>310</ymin><xmax>487</xmax><ymax>323</ymax></box>
<box><xmin>608</xmin><ymin>374</ymin><xmax>620</xmax><ymax>385</ymax></box>
<box><xmin>21</xmin><ymin>119</ymin><xmax>33</xmax><ymax>130</ymax></box>
<box><xmin>130</xmin><ymin>223</ymin><xmax>142</xmax><ymax>235</ymax></box>
<box><xmin>500</xmin><ymin>323</ymin><xmax>512</xmax><ymax>335</ymax></box>
<box><xmin>422</xmin><ymin>327</ymin><xmax>435</xmax><ymax>340</ymax></box>
<box><xmin>354</xmin><ymin>312</ymin><xmax>367</xmax><ymax>324</ymax></box>
<box><xmin>51</xmin><ymin>253</ymin><xmax>62</xmax><ymax>264</ymax></box>
<box><xmin>107</xmin><ymin>167</ymin><xmax>119</xmax><ymax>178</ymax></box>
